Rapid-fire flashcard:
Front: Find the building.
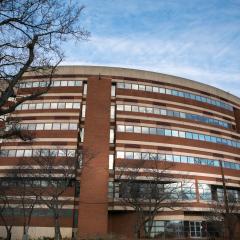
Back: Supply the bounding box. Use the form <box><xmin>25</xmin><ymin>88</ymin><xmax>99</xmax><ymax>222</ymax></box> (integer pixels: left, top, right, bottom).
<box><xmin>0</xmin><ymin>66</ymin><xmax>240</xmax><ymax>239</ymax></box>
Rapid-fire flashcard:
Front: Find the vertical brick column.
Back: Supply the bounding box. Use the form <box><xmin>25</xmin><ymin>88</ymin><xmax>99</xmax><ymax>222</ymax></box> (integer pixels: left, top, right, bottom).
<box><xmin>234</xmin><ymin>108</ymin><xmax>240</xmax><ymax>133</ymax></box>
<box><xmin>78</xmin><ymin>76</ymin><xmax>111</xmax><ymax>238</ymax></box>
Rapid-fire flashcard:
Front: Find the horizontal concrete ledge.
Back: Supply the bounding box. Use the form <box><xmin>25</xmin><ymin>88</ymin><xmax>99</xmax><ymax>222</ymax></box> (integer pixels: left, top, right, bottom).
<box><xmin>25</xmin><ymin>65</ymin><xmax>240</xmax><ymax>105</ymax></box>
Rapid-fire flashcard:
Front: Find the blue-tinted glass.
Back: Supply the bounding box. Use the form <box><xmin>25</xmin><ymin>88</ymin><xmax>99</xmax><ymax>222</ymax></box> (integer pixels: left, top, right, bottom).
<box><xmin>165</xmin><ymin>129</ymin><xmax>172</xmax><ymax>136</ymax></box>
<box><xmin>157</xmin><ymin>128</ymin><xmax>165</xmax><ymax>135</ymax></box>
<box><xmin>186</xmin><ymin>132</ymin><xmax>193</xmax><ymax>139</ymax></box>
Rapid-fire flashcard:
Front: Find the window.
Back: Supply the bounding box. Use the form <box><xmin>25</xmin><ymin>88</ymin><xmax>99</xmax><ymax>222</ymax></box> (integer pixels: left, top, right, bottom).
<box><xmin>81</xmin><ymin>104</ymin><xmax>86</xmax><ymax>118</ymax></box>
<box><xmin>83</xmin><ymin>83</ymin><xmax>88</xmax><ymax>95</ymax></box>
<box><xmin>110</xmin><ymin>106</ymin><xmax>115</xmax><ymax>119</ymax></box>
<box><xmin>198</xmin><ymin>184</ymin><xmax>212</xmax><ymax>200</ymax></box>
<box><xmin>73</xmin><ymin>102</ymin><xmax>80</xmax><ymax>109</ymax></box>
<box><xmin>109</xmin><ymin>155</ymin><xmax>114</xmax><ymax>170</ymax></box>
<box><xmin>111</xmin><ymin>85</ymin><xmax>116</xmax><ymax>97</ymax></box>
<box><xmin>109</xmin><ymin>129</ymin><xmax>115</xmax><ymax>143</ymax></box>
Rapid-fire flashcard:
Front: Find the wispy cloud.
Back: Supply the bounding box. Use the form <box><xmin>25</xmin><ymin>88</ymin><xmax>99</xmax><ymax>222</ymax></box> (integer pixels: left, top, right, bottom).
<box><xmin>62</xmin><ymin>0</ymin><xmax>240</xmax><ymax>97</ymax></box>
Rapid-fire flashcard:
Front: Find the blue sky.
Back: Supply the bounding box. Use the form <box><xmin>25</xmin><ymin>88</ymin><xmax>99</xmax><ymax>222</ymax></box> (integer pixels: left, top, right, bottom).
<box><xmin>62</xmin><ymin>0</ymin><xmax>240</xmax><ymax>97</ymax></box>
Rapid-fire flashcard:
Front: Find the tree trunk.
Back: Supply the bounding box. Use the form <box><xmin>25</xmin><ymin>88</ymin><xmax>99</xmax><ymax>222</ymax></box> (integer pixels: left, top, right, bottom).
<box><xmin>54</xmin><ymin>215</ymin><xmax>62</xmax><ymax>240</ymax></box>
<box><xmin>6</xmin><ymin>229</ymin><xmax>11</xmax><ymax>240</ymax></box>
<box><xmin>22</xmin><ymin>225</ymin><xmax>29</xmax><ymax>240</ymax></box>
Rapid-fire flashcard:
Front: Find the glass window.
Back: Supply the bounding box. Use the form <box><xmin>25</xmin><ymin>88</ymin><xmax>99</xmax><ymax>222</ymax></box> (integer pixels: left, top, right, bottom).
<box><xmin>139</xmin><ymin>106</ymin><xmax>145</xmax><ymax>113</ymax></box>
<box><xmin>173</xmin><ymin>155</ymin><xmax>181</xmax><ymax>162</ymax></box>
<box><xmin>75</xmin><ymin>81</ymin><xmax>82</xmax><ymax>86</ymax></box>
<box><xmin>172</xmin><ymin>90</ymin><xmax>178</xmax><ymax>96</ymax></box>
<box><xmin>49</xmin><ymin>149</ymin><xmax>58</xmax><ymax>157</ymax></box>
<box><xmin>153</xmin><ymin>108</ymin><xmax>160</xmax><ymax>114</ymax></box>
<box><xmin>8</xmin><ymin>150</ymin><xmax>16</xmax><ymax>157</ymax></box>
<box><xmin>199</xmin><ymin>134</ymin><xmax>205</xmax><ymax>141</ymax></box>
<box><xmin>109</xmin><ymin>155</ymin><xmax>114</xmax><ymax>170</ymax></box>
<box><xmin>58</xmin><ymin>149</ymin><xmax>67</xmax><ymax>156</ymax></box>
<box><xmin>157</xmin><ymin>128</ymin><xmax>165</xmax><ymax>135</ymax></box>
<box><xmin>192</xmin><ymin>133</ymin><xmax>199</xmax><ymax>140</ymax></box>
<box><xmin>126</xmin><ymin>125</ymin><xmax>133</xmax><ymax>132</ymax></box>
<box><xmin>69</xmin><ymin>123</ymin><xmax>77</xmax><ymax>130</ymax></box>
<box><xmin>160</xmin><ymin>109</ymin><xmax>167</xmax><ymax>115</ymax></box>
<box><xmin>50</xmin><ymin>102</ymin><xmax>58</xmax><ymax>109</ymax></box>
<box><xmin>172</xmin><ymin>130</ymin><xmax>179</xmax><ymax>137</ymax></box>
<box><xmin>132</xmin><ymin>84</ymin><xmax>138</xmax><ymax>90</ymax></box>
<box><xmin>181</xmin><ymin>156</ymin><xmax>188</xmax><ymax>163</ymax></box>
<box><xmin>150</xmin><ymin>153</ymin><xmax>158</xmax><ymax>160</ymax></box>
<box><xmin>165</xmin><ymin>89</ymin><xmax>171</xmax><ymax>95</ymax></box>
<box><xmin>117</xmin><ymin>151</ymin><xmax>124</xmax><ymax>158</ymax></box>
<box><xmin>117</xmin><ymin>105</ymin><xmax>124</xmax><ymax>111</ymax></box>
<box><xmin>146</xmin><ymin>86</ymin><xmax>153</xmax><ymax>92</ymax></box>
<box><xmin>134</xmin><ymin>126</ymin><xmax>141</xmax><ymax>133</ymax></box>
<box><xmin>52</xmin><ymin>123</ymin><xmax>60</xmax><ymax>130</ymax></box>
<box><xmin>73</xmin><ymin>102</ymin><xmax>80</xmax><ymax>109</ymax></box>
<box><xmin>153</xmin><ymin>86</ymin><xmax>158</xmax><ymax>93</ymax></box>
<box><xmin>126</xmin><ymin>152</ymin><xmax>134</xmax><ymax>159</ymax></box>
<box><xmin>149</xmin><ymin>128</ymin><xmax>157</xmax><ymax>134</ymax></box>
<box><xmin>142</xmin><ymin>127</ymin><xmax>149</xmax><ymax>134</ymax></box>
<box><xmin>66</xmin><ymin>102</ymin><xmax>73</xmax><ymax>109</ymax></box>
<box><xmin>67</xmin><ymin>149</ymin><xmax>76</xmax><ymax>157</ymax></box>
<box><xmin>32</xmin><ymin>150</ymin><xmax>40</xmax><ymax>157</ymax></box>
<box><xmin>166</xmin><ymin>155</ymin><xmax>173</xmax><ymax>161</ymax></box>
<box><xmin>80</xmin><ymin>128</ymin><xmax>84</xmax><ymax>142</ymax></box>
<box><xmin>16</xmin><ymin>150</ymin><xmax>24</xmax><ymax>157</ymax></box>
<box><xmin>61</xmin><ymin>123</ymin><xmax>69</xmax><ymax>130</ymax></box>
<box><xmin>109</xmin><ymin>129</ymin><xmax>115</xmax><ymax>143</ymax></box>
<box><xmin>58</xmin><ymin>102</ymin><xmax>65</xmax><ymax>109</ymax></box>
<box><xmin>158</xmin><ymin>154</ymin><xmax>165</xmax><ymax>161</ymax></box>
<box><xmin>142</xmin><ymin>152</ymin><xmax>150</xmax><ymax>160</ymax></box>
<box><xmin>125</xmin><ymin>83</ymin><xmax>131</xmax><ymax>89</ymax></box>
<box><xmin>186</xmin><ymin>132</ymin><xmax>193</xmax><ymax>139</ymax></box>
<box><xmin>28</xmin><ymin>104</ymin><xmax>35</xmax><ymax>110</ymax></box>
<box><xmin>165</xmin><ymin>129</ymin><xmax>172</xmax><ymax>136</ymax></box>
<box><xmin>61</xmin><ymin>81</ymin><xmax>68</xmax><ymax>86</ymax></box>
<box><xmin>68</xmin><ymin>81</ymin><xmax>75</xmax><ymax>86</ymax></box>
<box><xmin>53</xmin><ymin>81</ymin><xmax>61</xmax><ymax>87</ymax></box>
<box><xmin>81</xmin><ymin>104</ymin><xmax>86</xmax><ymax>117</ymax></box>
<box><xmin>111</xmin><ymin>85</ymin><xmax>116</xmax><ymax>97</ymax></box>
<box><xmin>25</xmin><ymin>82</ymin><xmax>32</xmax><ymax>88</ymax></box>
<box><xmin>83</xmin><ymin>83</ymin><xmax>88</xmax><ymax>95</ymax></box>
<box><xmin>40</xmin><ymin>81</ymin><xmax>48</xmax><ymax>87</ymax></box>
<box><xmin>41</xmin><ymin>149</ymin><xmax>49</xmax><ymax>156</ymax></box>
<box><xmin>139</xmin><ymin>85</ymin><xmax>145</xmax><ymax>91</ymax></box>
<box><xmin>188</xmin><ymin>157</ymin><xmax>194</xmax><ymax>164</ymax></box>
<box><xmin>43</xmin><ymin>102</ymin><xmax>50</xmax><ymax>109</ymax></box>
<box><xmin>179</xmin><ymin>131</ymin><xmax>186</xmax><ymax>138</ymax></box>
<box><xmin>117</xmin><ymin>82</ymin><xmax>124</xmax><ymax>88</ymax></box>
<box><xmin>133</xmin><ymin>152</ymin><xmax>141</xmax><ymax>160</ymax></box>
<box><xmin>124</xmin><ymin>105</ymin><xmax>132</xmax><ymax>112</ymax></box>
<box><xmin>36</xmin><ymin>124</ymin><xmax>44</xmax><ymax>130</ymax></box>
<box><xmin>24</xmin><ymin>149</ymin><xmax>32</xmax><ymax>157</ymax></box>
<box><xmin>159</xmin><ymin>88</ymin><xmax>165</xmax><ymax>94</ymax></box>
<box><xmin>32</xmin><ymin>82</ymin><xmax>39</xmax><ymax>87</ymax></box>
<box><xmin>146</xmin><ymin>107</ymin><xmax>153</xmax><ymax>113</ymax></box>
<box><xmin>205</xmin><ymin>135</ymin><xmax>211</xmax><ymax>141</ymax></box>
<box><xmin>117</xmin><ymin>125</ymin><xmax>125</xmax><ymax>132</ymax></box>
<box><xmin>44</xmin><ymin>123</ymin><xmax>52</xmax><ymax>130</ymax></box>
<box><xmin>22</xmin><ymin>104</ymin><xmax>28</xmax><ymax>110</ymax></box>
<box><xmin>132</xmin><ymin>105</ymin><xmax>138</xmax><ymax>112</ymax></box>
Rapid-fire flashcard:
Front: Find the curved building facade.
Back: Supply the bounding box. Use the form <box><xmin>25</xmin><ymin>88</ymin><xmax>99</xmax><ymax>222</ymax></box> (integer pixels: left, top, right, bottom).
<box><xmin>0</xmin><ymin>66</ymin><xmax>240</xmax><ymax>239</ymax></box>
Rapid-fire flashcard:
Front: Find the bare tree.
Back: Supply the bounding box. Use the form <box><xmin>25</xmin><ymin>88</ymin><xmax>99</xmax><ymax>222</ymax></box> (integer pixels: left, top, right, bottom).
<box><xmin>205</xmin><ymin>161</ymin><xmax>240</xmax><ymax>240</ymax></box>
<box><xmin>11</xmin><ymin>162</ymin><xmax>40</xmax><ymax>240</ymax></box>
<box><xmin>0</xmin><ymin>182</ymin><xmax>16</xmax><ymax>240</ymax></box>
<box><xmin>30</xmin><ymin>151</ymin><xmax>76</xmax><ymax>240</ymax></box>
<box><xmin>114</xmin><ymin>158</ymin><xmax>191</xmax><ymax>239</ymax></box>
<box><xmin>0</xmin><ymin>0</ymin><xmax>89</xmax><ymax>140</ymax></box>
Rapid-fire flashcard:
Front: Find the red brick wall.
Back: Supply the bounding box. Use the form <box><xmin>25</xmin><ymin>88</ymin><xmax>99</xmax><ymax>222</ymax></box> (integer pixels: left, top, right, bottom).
<box><xmin>78</xmin><ymin>77</ymin><xmax>111</xmax><ymax>238</ymax></box>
